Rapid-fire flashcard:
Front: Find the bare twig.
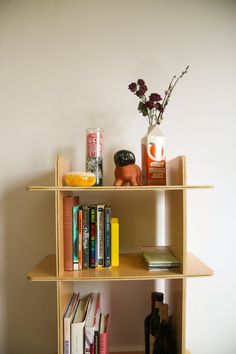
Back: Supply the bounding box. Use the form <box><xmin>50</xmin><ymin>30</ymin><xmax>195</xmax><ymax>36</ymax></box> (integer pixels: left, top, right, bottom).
<box><xmin>156</xmin><ymin>66</ymin><xmax>189</xmax><ymax>124</ymax></box>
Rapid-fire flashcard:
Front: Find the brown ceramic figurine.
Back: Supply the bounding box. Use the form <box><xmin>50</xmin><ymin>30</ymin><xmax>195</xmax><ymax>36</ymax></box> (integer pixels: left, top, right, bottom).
<box><xmin>113</xmin><ymin>150</ymin><xmax>141</xmax><ymax>186</ymax></box>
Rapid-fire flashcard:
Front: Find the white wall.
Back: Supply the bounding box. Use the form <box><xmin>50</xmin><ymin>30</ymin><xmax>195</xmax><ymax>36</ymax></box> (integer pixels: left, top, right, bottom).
<box><xmin>0</xmin><ymin>0</ymin><xmax>236</xmax><ymax>353</ymax></box>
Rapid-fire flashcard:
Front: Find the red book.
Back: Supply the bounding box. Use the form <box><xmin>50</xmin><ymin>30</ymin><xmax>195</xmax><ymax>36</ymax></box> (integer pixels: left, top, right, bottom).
<box><xmin>63</xmin><ymin>196</ymin><xmax>79</xmax><ymax>271</ymax></box>
<box><xmin>99</xmin><ymin>314</ymin><xmax>109</xmax><ymax>354</ymax></box>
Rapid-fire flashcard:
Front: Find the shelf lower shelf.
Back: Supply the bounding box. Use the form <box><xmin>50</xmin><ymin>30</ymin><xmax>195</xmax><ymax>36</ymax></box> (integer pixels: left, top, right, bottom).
<box><xmin>27</xmin><ymin>253</ymin><xmax>213</xmax><ymax>281</ymax></box>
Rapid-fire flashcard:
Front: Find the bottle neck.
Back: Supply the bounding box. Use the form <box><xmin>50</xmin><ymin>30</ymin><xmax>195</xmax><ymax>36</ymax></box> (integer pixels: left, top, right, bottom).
<box><xmin>151</xmin><ymin>292</ymin><xmax>164</xmax><ymax>311</ymax></box>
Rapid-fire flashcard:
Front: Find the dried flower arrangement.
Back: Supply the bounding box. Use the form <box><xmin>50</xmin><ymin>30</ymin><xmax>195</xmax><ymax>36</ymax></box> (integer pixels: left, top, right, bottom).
<box><xmin>128</xmin><ymin>66</ymin><xmax>189</xmax><ymax>126</ymax></box>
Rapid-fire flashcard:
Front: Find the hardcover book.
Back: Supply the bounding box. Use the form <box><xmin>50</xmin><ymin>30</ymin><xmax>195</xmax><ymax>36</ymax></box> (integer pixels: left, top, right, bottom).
<box><xmin>71</xmin><ymin>295</ymin><xmax>91</xmax><ymax>354</ymax></box>
<box><xmin>96</xmin><ymin>205</ymin><xmax>105</xmax><ymax>268</ymax></box>
<box><xmin>85</xmin><ymin>293</ymin><xmax>101</xmax><ymax>354</ymax></box>
<box><xmin>64</xmin><ymin>292</ymin><xmax>80</xmax><ymax>354</ymax></box>
<box><xmin>63</xmin><ymin>196</ymin><xmax>79</xmax><ymax>271</ymax></box>
<box><xmin>78</xmin><ymin>206</ymin><xmax>83</xmax><ymax>270</ymax></box>
<box><xmin>104</xmin><ymin>206</ymin><xmax>111</xmax><ymax>268</ymax></box>
<box><xmin>89</xmin><ymin>205</ymin><xmax>97</xmax><ymax>268</ymax></box>
<box><xmin>72</xmin><ymin>205</ymin><xmax>80</xmax><ymax>271</ymax></box>
<box><xmin>82</xmin><ymin>205</ymin><xmax>90</xmax><ymax>269</ymax></box>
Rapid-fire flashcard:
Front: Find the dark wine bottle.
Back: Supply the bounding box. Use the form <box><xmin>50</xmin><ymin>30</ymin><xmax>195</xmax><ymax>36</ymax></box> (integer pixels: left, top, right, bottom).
<box><xmin>149</xmin><ymin>306</ymin><xmax>161</xmax><ymax>354</ymax></box>
<box><xmin>144</xmin><ymin>292</ymin><xmax>163</xmax><ymax>354</ymax></box>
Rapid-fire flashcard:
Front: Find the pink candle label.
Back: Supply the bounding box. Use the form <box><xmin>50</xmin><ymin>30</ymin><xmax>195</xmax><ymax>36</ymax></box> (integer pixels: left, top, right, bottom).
<box><xmin>87</xmin><ymin>133</ymin><xmax>103</xmax><ymax>158</ymax></box>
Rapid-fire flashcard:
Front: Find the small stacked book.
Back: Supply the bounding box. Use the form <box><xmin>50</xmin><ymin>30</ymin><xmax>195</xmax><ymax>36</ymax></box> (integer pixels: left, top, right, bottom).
<box><xmin>141</xmin><ymin>246</ymin><xmax>180</xmax><ymax>270</ymax></box>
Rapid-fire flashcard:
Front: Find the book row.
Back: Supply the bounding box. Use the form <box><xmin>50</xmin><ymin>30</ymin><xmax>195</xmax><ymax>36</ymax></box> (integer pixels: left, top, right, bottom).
<box><xmin>64</xmin><ymin>292</ymin><xmax>108</xmax><ymax>354</ymax></box>
<box><xmin>63</xmin><ymin>196</ymin><xmax>119</xmax><ymax>271</ymax></box>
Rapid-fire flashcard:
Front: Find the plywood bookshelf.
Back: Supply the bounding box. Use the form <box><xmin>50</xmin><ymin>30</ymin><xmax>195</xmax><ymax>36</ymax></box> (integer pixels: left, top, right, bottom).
<box><xmin>27</xmin><ymin>155</ymin><xmax>213</xmax><ymax>354</ymax></box>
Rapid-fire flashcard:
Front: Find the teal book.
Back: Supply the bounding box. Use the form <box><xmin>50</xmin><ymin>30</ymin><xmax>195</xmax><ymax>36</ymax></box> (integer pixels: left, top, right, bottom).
<box><xmin>72</xmin><ymin>205</ymin><xmax>80</xmax><ymax>270</ymax></box>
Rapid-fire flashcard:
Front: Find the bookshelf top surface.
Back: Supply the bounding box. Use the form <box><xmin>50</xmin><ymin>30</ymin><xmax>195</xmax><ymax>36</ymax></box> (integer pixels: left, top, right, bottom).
<box><xmin>27</xmin><ymin>185</ymin><xmax>213</xmax><ymax>192</ymax></box>
<box><xmin>27</xmin><ymin>253</ymin><xmax>214</xmax><ymax>282</ymax></box>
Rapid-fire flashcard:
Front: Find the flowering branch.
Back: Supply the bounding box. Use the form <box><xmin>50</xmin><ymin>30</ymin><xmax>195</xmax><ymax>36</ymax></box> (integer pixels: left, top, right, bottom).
<box><xmin>128</xmin><ymin>66</ymin><xmax>189</xmax><ymax>126</ymax></box>
<box><xmin>157</xmin><ymin>65</ymin><xmax>189</xmax><ymax>124</ymax></box>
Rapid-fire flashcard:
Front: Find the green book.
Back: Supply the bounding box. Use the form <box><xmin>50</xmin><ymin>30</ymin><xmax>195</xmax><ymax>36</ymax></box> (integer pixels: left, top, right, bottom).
<box><xmin>141</xmin><ymin>246</ymin><xmax>180</xmax><ymax>270</ymax></box>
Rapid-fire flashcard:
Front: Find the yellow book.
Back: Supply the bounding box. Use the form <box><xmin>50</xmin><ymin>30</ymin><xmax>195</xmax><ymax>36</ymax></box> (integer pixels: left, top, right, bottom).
<box><xmin>111</xmin><ymin>218</ymin><xmax>119</xmax><ymax>266</ymax></box>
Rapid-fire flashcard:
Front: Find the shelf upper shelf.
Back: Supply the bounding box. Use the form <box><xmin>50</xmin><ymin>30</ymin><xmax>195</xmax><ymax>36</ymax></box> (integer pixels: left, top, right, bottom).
<box><xmin>27</xmin><ymin>253</ymin><xmax>213</xmax><ymax>282</ymax></box>
<box><xmin>27</xmin><ymin>185</ymin><xmax>214</xmax><ymax>192</ymax></box>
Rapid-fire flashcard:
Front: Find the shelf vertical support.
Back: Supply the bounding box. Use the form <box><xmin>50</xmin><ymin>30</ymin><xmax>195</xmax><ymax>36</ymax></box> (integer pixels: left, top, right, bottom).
<box><xmin>165</xmin><ymin>155</ymin><xmax>187</xmax><ymax>354</ymax></box>
<box><xmin>55</xmin><ymin>155</ymin><xmax>71</xmax><ymax>354</ymax></box>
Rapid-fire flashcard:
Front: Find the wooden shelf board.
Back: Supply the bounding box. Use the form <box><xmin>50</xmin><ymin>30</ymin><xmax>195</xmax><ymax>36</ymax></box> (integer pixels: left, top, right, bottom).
<box><xmin>27</xmin><ymin>253</ymin><xmax>213</xmax><ymax>282</ymax></box>
<box><xmin>27</xmin><ymin>185</ymin><xmax>213</xmax><ymax>192</ymax></box>
<box><xmin>53</xmin><ymin>351</ymin><xmax>190</xmax><ymax>354</ymax></box>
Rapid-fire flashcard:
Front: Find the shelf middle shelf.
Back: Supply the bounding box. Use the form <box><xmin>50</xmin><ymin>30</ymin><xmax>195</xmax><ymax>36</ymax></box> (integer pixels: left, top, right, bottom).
<box><xmin>27</xmin><ymin>252</ymin><xmax>213</xmax><ymax>281</ymax></box>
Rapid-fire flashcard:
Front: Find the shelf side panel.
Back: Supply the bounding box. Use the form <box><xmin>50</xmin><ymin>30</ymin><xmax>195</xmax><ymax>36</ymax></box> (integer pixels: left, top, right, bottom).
<box><xmin>165</xmin><ymin>278</ymin><xmax>186</xmax><ymax>354</ymax></box>
<box><xmin>57</xmin><ymin>282</ymin><xmax>75</xmax><ymax>354</ymax></box>
<box><xmin>55</xmin><ymin>156</ymin><xmax>71</xmax><ymax>276</ymax></box>
<box><xmin>165</xmin><ymin>156</ymin><xmax>187</xmax><ymax>354</ymax></box>
<box><xmin>165</xmin><ymin>156</ymin><xmax>187</xmax><ymax>271</ymax></box>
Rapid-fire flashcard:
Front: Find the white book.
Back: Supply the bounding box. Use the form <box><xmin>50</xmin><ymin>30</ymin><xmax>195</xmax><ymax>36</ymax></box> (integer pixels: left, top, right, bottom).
<box><xmin>64</xmin><ymin>293</ymin><xmax>80</xmax><ymax>354</ymax></box>
<box><xmin>71</xmin><ymin>296</ymin><xmax>91</xmax><ymax>354</ymax></box>
<box><xmin>85</xmin><ymin>293</ymin><xmax>101</xmax><ymax>354</ymax></box>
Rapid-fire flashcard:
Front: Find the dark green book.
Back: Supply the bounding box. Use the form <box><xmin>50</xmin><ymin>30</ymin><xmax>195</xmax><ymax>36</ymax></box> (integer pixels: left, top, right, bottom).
<box><xmin>104</xmin><ymin>206</ymin><xmax>111</xmax><ymax>268</ymax></box>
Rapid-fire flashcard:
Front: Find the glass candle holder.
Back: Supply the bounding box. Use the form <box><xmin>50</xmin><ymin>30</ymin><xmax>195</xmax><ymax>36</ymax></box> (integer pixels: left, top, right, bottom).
<box><xmin>86</xmin><ymin>128</ymin><xmax>103</xmax><ymax>186</ymax></box>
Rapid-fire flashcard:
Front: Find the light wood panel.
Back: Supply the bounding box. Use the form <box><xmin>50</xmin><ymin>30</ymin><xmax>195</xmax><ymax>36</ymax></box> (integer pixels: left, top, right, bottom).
<box><xmin>165</xmin><ymin>155</ymin><xmax>187</xmax><ymax>271</ymax></box>
<box><xmin>165</xmin><ymin>156</ymin><xmax>187</xmax><ymax>354</ymax></box>
<box><xmin>57</xmin><ymin>282</ymin><xmax>74</xmax><ymax>354</ymax></box>
<box><xmin>165</xmin><ymin>278</ymin><xmax>186</xmax><ymax>354</ymax></box>
<box><xmin>55</xmin><ymin>156</ymin><xmax>71</xmax><ymax>276</ymax></box>
<box><xmin>26</xmin><ymin>155</ymin><xmax>212</xmax><ymax>354</ymax></box>
<box><xmin>27</xmin><ymin>184</ymin><xmax>213</xmax><ymax>191</ymax></box>
<box><xmin>27</xmin><ymin>253</ymin><xmax>213</xmax><ymax>281</ymax></box>
<box><xmin>55</xmin><ymin>156</ymin><xmax>71</xmax><ymax>354</ymax></box>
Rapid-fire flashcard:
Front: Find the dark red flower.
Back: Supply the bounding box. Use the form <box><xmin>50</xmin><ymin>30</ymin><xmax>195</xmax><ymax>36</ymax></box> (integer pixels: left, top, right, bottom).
<box><xmin>141</xmin><ymin>84</ymin><xmax>148</xmax><ymax>93</ymax></box>
<box><xmin>149</xmin><ymin>93</ymin><xmax>162</xmax><ymax>102</ymax></box>
<box><xmin>136</xmin><ymin>89</ymin><xmax>145</xmax><ymax>98</ymax></box>
<box><xmin>137</xmin><ymin>79</ymin><xmax>145</xmax><ymax>86</ymax></box>
<box><xmin>155</xmin><ymin>102</ymin><xmax>164</xmax><ymax>112</ymax></box>
<box><xmin>145</xmin><ymin>100</ymin><xmax>155</xmax><ymax>109</ymax></box>
<box><xmin>128</xmin><ymin>82</ymin><xmax>137</xmax><ymax>92</ymax></box>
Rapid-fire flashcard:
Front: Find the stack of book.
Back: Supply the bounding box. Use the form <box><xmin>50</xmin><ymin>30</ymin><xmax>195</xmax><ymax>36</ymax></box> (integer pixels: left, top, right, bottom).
<box><xmin>141</xmin><ymin>246</ymin><xmax>180</xmax><ymax>271</ymax></box>
<box><xmin>64</xmin><ymin>292</ymin><xmax>109</xmax><ymax>354</ymax></box>
<box><xmin>63</xmin><ymin>196</ymin><xmax>119</xmax><ymax>271</ymax></box>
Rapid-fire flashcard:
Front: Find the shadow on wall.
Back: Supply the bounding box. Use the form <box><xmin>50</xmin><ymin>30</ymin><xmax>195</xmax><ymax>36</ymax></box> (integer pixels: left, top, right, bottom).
<box><xmin>3</xmin><ymin>173</ymin><xmax>57</xmax><ymax>354</ymax></box>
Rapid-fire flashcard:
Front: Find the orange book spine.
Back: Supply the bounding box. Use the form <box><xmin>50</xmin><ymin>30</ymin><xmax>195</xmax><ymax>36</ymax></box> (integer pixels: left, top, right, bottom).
<box><xmin>78</xmin><ymin>207</ymin><xmax>83</xmax><ymax>270</ymax></box>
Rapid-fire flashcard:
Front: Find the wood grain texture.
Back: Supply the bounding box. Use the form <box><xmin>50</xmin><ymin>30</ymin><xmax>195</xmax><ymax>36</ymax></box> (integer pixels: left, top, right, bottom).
<box><xmin>165</xmin><ymin>156</ymin><xmax>186</xmax><ymax>354</ymax></box>
<box><xmin>26</xmin><ymin>155</ymin><xmax>212</xmax><ymax>354</ymax></box>
<box><xmin>26</xmin><ymin>253</ymin><xmax>213</xmax><ymax>281</ymax></box>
